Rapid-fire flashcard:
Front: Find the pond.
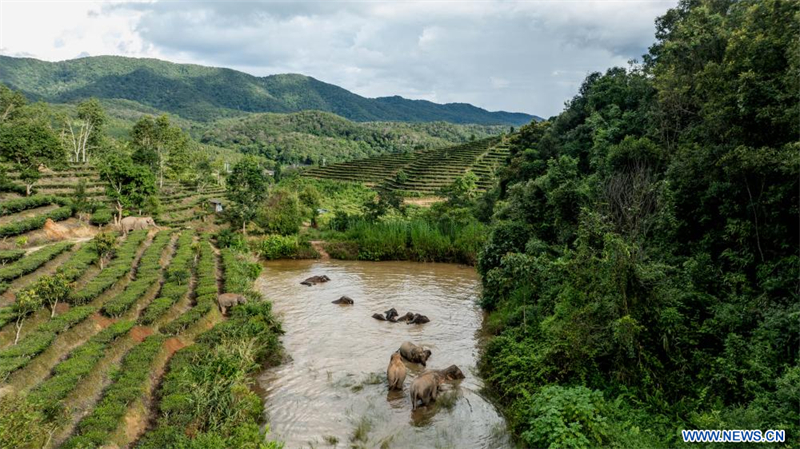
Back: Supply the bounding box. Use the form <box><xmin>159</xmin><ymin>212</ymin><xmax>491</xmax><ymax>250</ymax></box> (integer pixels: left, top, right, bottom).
<box><xmin>255</xmin><ymin>259</ymin><xmax>512</xmax><ymax>449</ymax></box>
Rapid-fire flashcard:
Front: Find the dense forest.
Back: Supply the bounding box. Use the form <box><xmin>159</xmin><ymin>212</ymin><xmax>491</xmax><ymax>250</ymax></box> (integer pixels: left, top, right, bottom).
<box><xmin>475</xmin><ymin>0</ymin><xmax>799</xmax><ymax>446</ymax></box>
<box><xmin>0</xmin><ymin>55</ymin><xmax>536</xmax><ymax>124</ymax></box>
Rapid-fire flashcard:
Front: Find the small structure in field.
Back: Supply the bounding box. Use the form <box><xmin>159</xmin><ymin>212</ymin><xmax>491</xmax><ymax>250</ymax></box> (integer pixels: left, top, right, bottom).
<box><xmin>208</xmin><ymin>198</ymin><xmax>224</xmax><ymax>213</ymax></box>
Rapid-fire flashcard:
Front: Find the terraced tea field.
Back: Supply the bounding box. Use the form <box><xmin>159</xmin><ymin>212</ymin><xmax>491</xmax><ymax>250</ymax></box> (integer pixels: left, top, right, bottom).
<box><xmin>0</xmin><ymin>227</ymin><xmax>276</xmax><ymax>448</ymax></box>
<box><xmin>302</xmin><ymin>136</ymin><xmax>511</xmax><ymax>195</ymax></box>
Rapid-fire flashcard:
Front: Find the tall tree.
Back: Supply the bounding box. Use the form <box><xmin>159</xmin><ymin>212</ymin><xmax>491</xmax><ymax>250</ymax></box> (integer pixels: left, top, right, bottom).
<box><xmin>226</xmin><ymin>156</ymin><xmax>271</xmax><ymax>234</ymax></box>
<box><xmin>0</xmin><ymin>120</ymin><xmax>65</xmax><ymax>195</ymax></box>
<box><xmin>62</xmin><ymin>98</ymin><xmax>106</xmax><ymax>163</ymax></box>
<box><xmin>99</xmin><ymin>152</ymin><xmax>156</xmax><ymax>225</ymax></box>
<box><xmin>131</xmin><ymin>115</ymin><xmax>189</xmax><ymax>189</ymax></box>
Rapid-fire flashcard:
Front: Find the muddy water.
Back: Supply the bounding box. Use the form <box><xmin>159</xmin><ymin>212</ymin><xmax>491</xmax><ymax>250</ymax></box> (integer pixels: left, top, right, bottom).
<box><xmin>255</xmin><ymin>260</ymin><xmax>512</xmax><ymax>449</ymax></box>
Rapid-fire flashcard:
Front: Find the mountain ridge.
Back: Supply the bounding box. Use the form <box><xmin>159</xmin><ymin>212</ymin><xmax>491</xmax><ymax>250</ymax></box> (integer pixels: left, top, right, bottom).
<box><xmin>0</xmin><ymin>55</ymin><xmax>538</xmax><ymax>125</ymax></box>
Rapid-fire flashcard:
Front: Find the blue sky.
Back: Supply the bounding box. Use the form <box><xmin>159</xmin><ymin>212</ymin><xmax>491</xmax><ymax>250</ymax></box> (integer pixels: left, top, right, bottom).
<box><xmin>0</xmin><ymin>0</ymin><xmax>677</xmax><ymax>117</ymax></box>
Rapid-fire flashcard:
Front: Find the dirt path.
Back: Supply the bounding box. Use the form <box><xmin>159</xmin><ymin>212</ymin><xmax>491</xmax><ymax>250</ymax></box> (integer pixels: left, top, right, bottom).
<box><xmin>310</xmin><ymin>240</ymin><xmax>330</xmax><ymax>260</ymax></box>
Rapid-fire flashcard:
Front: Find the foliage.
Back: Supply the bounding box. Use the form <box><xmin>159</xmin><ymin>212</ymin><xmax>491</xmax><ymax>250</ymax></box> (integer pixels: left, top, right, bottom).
<box><xmin>0</xmin><ymin>195</ymin><xmax>67</xmax><ymax>216</ymax></box>
<box><xmin>252</xmin><ymin>234</ymin><xmax>318</xmax><ymax>260</ymax></box>
<box><xmin>478</xmin><ymin>0</ymin><xmax>800</xmax><ymax>445</ymax></box>
<box><xmin>158</xmin><ymin>235</ymin><xmax>215</xmax><ymax>334</ymax></box>
<box><xmin>226</xmin><ymin>156</ymin><xmax>272</xmax><ymax>233</ymax></box>
<box><xmin>0</xmin><ymin>115</ymin><xmax>66</xmax><ymax>195</ymax></box>
<box><xmin>255</xmin><ymin>189</ymin><xmax>303</xmax><ymax>236</ymax></box>
<box><xmin>99</xmin><ymin>151</ymin><xmax>157</xmax><ymax>221</ymax></box>
<box><xmin>56</xmin><ymin>243</ymin><xmax>99</xmax><ymax>281</ymax></box>
<box><xmin>131</xmin><ymin>114</ymin><xmax>191</xmax><ymax>188</ymax></box>
<box><xmin>0</xmin><ymin>241</ymin><xmax>73</xmax><ymax>282</ymax></box>
<box><xmin>139</xmin><ymin>231</ymin><xmax>195</xmax><ymax>325</ymax></box>
<box><xmin>0</xmin><ymin>393</ymin><xmax>55</xmax><ymax>449</ymax></box>
<box><xmin>0</xmin><ymin>205</ymin><xmax>73</xmax><ymax>238</ymax></box>
<box><xmin>0</xmin><ymin>249</ymin><xmax>25</xmax><ymax>265</ymax></box>
<box><xmin>62</xmin><ymin>335</ymin><xmax>165</xmax><ymax>449</ymax></box>
<box><xmin>92</xmin><ymin>231</ymin><xmax>117</xmax><ymax>270</ymax></box>
<box><xmin>70</xmin><ymin>230</ymin><xmax>147</xmax><ymax>304</ymax></box>
<box><xmin>29</xmin><ymin>273</ymin><xmax>73</xmax><ymax>317</ymax></box>
<box><xmin>90</xmin><ymin>207</ymin><xmax>113</xmax><ymax>225</ymax></box>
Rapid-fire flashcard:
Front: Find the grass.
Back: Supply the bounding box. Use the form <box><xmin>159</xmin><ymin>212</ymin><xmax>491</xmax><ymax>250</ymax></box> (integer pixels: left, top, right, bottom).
<box><xmin>350</xmin><ymin>416</ymin><xmax>372</xmax><ymax>444</ymax></box>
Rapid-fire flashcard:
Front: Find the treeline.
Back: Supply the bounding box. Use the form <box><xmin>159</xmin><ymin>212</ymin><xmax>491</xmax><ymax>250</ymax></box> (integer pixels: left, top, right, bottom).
<box><xmin>200</xmin><ymin>110</ymin><xmax>506</xmax><ymax>165</ymax></box>
<box><xmin>476</xmin><ymin>1</ymin><xmax>798</xmax><ymax>447</ymax></box>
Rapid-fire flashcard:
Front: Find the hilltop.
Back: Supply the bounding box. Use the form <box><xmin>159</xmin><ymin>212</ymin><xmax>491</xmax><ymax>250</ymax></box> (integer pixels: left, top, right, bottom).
<box><xmin>0</xmin><ymin>55</ymin><xmax>537</xmax><ymax>125</ymax></box>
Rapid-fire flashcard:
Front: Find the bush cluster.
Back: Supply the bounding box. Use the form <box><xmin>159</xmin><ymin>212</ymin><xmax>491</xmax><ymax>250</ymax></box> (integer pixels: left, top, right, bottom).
<box><xmin>0</xmin><ymin>249</ymin><xmax>25</xmax><ymax>265</ymax></box>
<box><xmin>69</xmin><ymin>230</ymin><xmax>147</xmax><ymax>305</ymax></box>
<box><xmin>0</xmin><ymin>305</ymin><xmax>96</xmax><ymax>379</ymax></box>
<box><xmin>0</xmin><ymin>195</ymin><xmax>68</xmax><ymax>216</ymax></box>
<box><xmin>139</xmin><ymin>232</ymin><xmax>195</xmax><ymax>325</ymax></box>
<box><xmin>251</xmin><ymin>234</ymin><xmax>318</xmax><ymax>260</ymax></box>
<box><xmin>0</xmin><ymin>205</ymin><xmax>73</xmax><ymax>238</ymax></box>
<box><xmin>28</xmin><ymin>320</ymin><xmax>134</xmax><ymax>418</ymax></box>
<box><xmin>138</xmin><ymin>302</ymin><xmax>282</xmax><ymax>449</ymax></box>
<box><xmin>101</xmin><ymin>231</ymin><xmax>173</xmax><ymax>317</ymax></box>
<box><xmin>0</xmin><ymin>241</ymin><xmax>73</xmax><ymax>282</ymax></box>
<box><xmin>158</xmin><ymin>235</ymin><xmax>215</xmax><ymax>334</ymax></box>
<box><xmin>55</xmin><ymin>243</ymin><xmax>99</xmax><ymax>282</ymax></box>
<box><xmin>89</xmin><ymin>207</ymin><xmax>112</xmax><ymax>226</ymax></box>
<box><xmin>221</xmin><ymin>248</ymin><xmax>261</xmax><ymax>295</ymax></box>
<box><xmin>62</xmin><ymin>335</ymin><xmax>165</xmax><ymax>449</ymax></box>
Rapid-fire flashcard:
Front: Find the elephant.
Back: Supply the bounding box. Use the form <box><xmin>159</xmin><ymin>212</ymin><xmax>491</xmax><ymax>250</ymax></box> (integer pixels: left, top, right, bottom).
<box><xmin>372</xmin><ymin>313</ymin><xmax>387</xmax><ymax>321</ymax></box>
<box><xmin>410</xmin><ymin>371</ymin><xmax>444</xmax><ymax>410</ymax></box>
<box><xmin>387</xmin><ymin>352</ymin><xmax>407</xmax><ymax>391</ymax></box>
<box><xmin>217</xmin><ymin>293</ymin><xmax>247</xmax><ymax>315</ymax></box>
<box><xmin>396</xmin><ymin>312</ymin><xmax>416</xmax><ymax>322</ymax></box>
<box><xmin>407</xmin><ymin>313</ymin><xmax>430</xmax><ymax>325</ymax></box>
<box><xmin>120</xmin><ymin>216</ymin><xmax>158</xmax><ymax>235</ymax></box>
<box><xmin>425</xmin><ymin>365</ymin><xmax>465</xmax><ymax>381</ymax></box>
<box><xmin>332</xmin><ymin>295</ymin><xmax>354</xmax><ymax>305</ymax></box>
<box><xmin>399</xmin><ymin>341</ymin><xmax>432</xmax><ymax>367</ymax></box>
<box><xmin>384</xmin><ymin>308</ymin><xmax>399</xmax><ymax>322</ymax></box>
<box><xmin>301</xmin><ymin>275</ymin><xmax>330</xmax><ymax>286</ymax></box>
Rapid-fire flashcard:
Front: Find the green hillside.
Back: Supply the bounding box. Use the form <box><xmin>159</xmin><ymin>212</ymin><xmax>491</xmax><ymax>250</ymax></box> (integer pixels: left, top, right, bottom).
<box><xmin>0</xmin><ymin>55</ymin><xmax>537</xmax><ymax>125</ymax></box>
<box><xmin>200</xmin><ymin>110</ymin><xmax>507</xmax><ymax>165</ymax></box>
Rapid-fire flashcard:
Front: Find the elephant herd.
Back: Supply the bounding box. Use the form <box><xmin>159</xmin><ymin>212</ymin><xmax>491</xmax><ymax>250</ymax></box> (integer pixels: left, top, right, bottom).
<box><xmin>300</xmin><ymin>273</ymin><xmax>464</xmax><ymax>411</ymax></box>
<box><xmin>389</xmin><ymin>342</ymin><xmax>465</xmax><ymax>410</ymax></box>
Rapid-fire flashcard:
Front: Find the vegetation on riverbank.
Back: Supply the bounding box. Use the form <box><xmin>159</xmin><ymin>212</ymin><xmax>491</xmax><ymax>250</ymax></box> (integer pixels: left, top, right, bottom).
<box><xmin>476</xmin><ymin>1</ymin><xmax>798</xmax><ymax>447</ymax></box>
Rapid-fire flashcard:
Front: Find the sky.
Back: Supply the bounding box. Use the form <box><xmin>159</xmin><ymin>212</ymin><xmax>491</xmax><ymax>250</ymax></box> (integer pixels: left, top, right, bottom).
<box><xmin>0</xmin><ymin>0</ymin><xmax>678</xmax><ymax>118</ymax></box>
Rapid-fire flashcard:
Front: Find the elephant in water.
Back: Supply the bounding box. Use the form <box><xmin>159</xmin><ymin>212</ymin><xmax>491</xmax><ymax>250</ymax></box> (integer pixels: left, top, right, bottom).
<box><xmin>410</xmin><ymin>364</ymin><xmax>465</xmax><ymax>410</ymax></box>
<box><xmin>387</xmin><ymin>352</ymin><xmax>407</xmax><ymax>390</ymax></box>
<box><xmin>120</xmin><ymin>216</ymin><xmax>158</xmax><ymax>235</ymax></box>
<box><xmin>399</xmin><ymin>341</ymin><xmax>432</xmax><ymax>367</ymax></box>
<box><xmin>218</xmin><ymin>293</ymin><xmax>247</xmax><ymax>315</ymax></box>
<box><xmin>301</xmin><ymin>275</ymin><xmax>330</xmax><ymax>286</ymax></box>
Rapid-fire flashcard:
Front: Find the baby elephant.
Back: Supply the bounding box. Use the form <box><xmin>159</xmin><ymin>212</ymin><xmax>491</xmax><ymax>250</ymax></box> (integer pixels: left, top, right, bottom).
<box><xmin>387</xmin><ymin>352</ymin><xmax>407</xmax><ymax>390</ymax></box>
<box><xmin>406</xmin><ymin>313</ymin><xmax>430</xmax><ymax>325</ymax></box>
<box><xmin>217</xmin><ymin>293</ymin><xmax>247</xmax><ymax>315</ymax></box>
<box><xmin>399</xmin><ymin>341</ymin><xmax>432</xmax><ymax>367</ymax></box>
<box><xmin>426</xmin><ymin>365</ymin><xmax>465</xmax><ymax>381</ymax></box>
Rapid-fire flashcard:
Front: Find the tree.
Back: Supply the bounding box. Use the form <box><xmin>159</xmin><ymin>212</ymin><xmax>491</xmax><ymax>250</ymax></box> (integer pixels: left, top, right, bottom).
<box><xmin>256</xmin><ymin>189</ymin><xmax>303</xmax><ymax>235</ymax></box>
<box><xmin>72</xmin><ymin>179</ymin><xmax>91</xmax><ymax>221</ymax></box>
<box><xmin>131</xmin><ymin>115</ymin><xmax>190</xmax><ymax>189</ymax></box>
<box><xmin>226</xmin><ymin>157</ymin><xmax>271</xmax><ymax>234</ymax></box>
<box><xmin>13</xmin><ymin>289</ymin><xmax>42</xmax><ymax>345</ymax></box>
<box><xmin>93</xmin><ymin>232</ymin><xmax>117</xmax><ymax>270</ymax></box>
<box><xmin>99</xmin><ymin>153</ymin><xmax>156</xmax><ymax>225</ymax></box>
<box><xmin>30</xmin><ymin>273</ymin><xmax>72</xmax><ymax>318</ymax></box>
<box><xmin>0</xmin><ymin>120</ymin><xmax>66</xmax><ymax>195</ymax></box>
<box><xmin>62</xmin><ymin>98</ymin><xmax>106</xmax><ymax>163</ymax></box>
<box><xmin>0</xmin><ymin>83</ymin><xmax>26</xmax><ymax>123</ymax></box>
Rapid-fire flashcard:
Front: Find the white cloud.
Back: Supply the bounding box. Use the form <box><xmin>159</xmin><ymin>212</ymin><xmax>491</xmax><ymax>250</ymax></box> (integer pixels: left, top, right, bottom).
<box><xmin>0</xmin><ymin>0</ymin><xmax>678</xmax><ymax>117</ymax></box>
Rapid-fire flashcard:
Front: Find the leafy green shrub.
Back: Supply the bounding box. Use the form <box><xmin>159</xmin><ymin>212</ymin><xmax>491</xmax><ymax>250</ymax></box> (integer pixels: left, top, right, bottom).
<box><xmin>0</xmin><ymin>205</ymin><xmax>73</xmax><ymax>238</ymax></box>
<box><xmin>0</xmin><ymin>305</ymin><xmax>95</xmax><ymax>378</ymax></box>
<box><xmin>89</xmin><ymin>207</ymin><xmax>112</xmax><ymax>226</ymax></box>
<box><xmin>0</xmin><ymin>249</ymin><xmax>25</xmax><ymax>265</ymax></box>
<box><xmin>29</xmin><ymin>320</ymin><xmax>133</xmax><ymax>418</ymax></box>
<box><xmin>323</xmin><ymin>241</ymin><xmax>359</xmax><ymax>259</ymax></box>
<box><xmin>140</xmin><ymin>302</ymin><xmax>282</xmax><ymax>448</ymax></box>
<box><xmin>62</xmin><ymin>335</ymin><xmax>165</xmax><ymax>449</ymax></box>
<box><xmin>0</xmin><ymin>241</ymin><xmax>73</xmax><ymax>282</ymax></box>
<box><xmin>0</xmin><ymin>392</ymin><xmax>54</xmax><ymax>449</ymax></box>
<box><xmin>252</xmin><ymin>234</ymin><xmax>299</xmax><ymax>260</ymax></box>
<box><xmin>69</xmin><ymin>230</ymin><xmax>147</xmax><ymax>305</ymax></box>
<box><xmin>255</xmin><ymin>189</ymin><xmax>303</xmax><ymax>235</ymax></box>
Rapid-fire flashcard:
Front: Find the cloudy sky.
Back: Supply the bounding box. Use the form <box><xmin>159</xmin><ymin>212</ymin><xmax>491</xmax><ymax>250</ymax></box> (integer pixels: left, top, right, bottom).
<box><xmin>0</xmin><ymin>0</ymin><xmax>677</xmax><ymax>117</ymax></box>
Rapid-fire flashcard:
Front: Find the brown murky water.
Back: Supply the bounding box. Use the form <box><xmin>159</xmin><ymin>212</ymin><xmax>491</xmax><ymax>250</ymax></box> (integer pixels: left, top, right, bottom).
<box><xmin>255</xmin><ymin>260</ymin><xmax>512</xmax><ymax>449</ymax></box>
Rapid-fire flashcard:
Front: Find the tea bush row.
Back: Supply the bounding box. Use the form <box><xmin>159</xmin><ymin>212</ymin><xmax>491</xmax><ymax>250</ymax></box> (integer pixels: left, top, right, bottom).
<box><xmin>28</xmin><ymin>320</ymin><xmax>134</xmax><ymax>418</ymax></box>
<box><xmin>0</xmin><ymin>195</ymin><xmax>69</xmax><ymax>216</ymax></box>
<box><xmin>101</xmin><ymin>231</ymin><xmax>172</xmax><ymax>317</ymax></box>
<box><xmin>62</xmin><ymin>334</ymin><xmax>165</xmax><ymax>449</ymax></box>
<box><xmin>0</xmin><ymin>205</ymin><xmax>73</xmax><ymax>238</ymax></box>
<box><xmin>0</xmin><ymin>241</ymin><xmax>74</xmax><ymax>282</ymax></box>
<box><xmin>89</xmin><ymin>208</ymin><xmax>113</xmax><ymax>226</ymax></box>
<box><xmin>56</xmin><ymin>243</ymin><xmax>100</xmax><ymax>282</ymax></box>
<box><xmin>69</xmin><ymin>230</ymin><xmax>147</xmax><ymax>305</ymax></box>
<box><xmin>0</xmin><ymin>249</ymin><xmax>25</xmax><ymax>264</ymax></box>
<box><xmin>158</xmin><ymin>236</ymin><xmax>214</xmax><ymax>334</ymax></box>
<box><xmin>139</xmin><ymin>232</ymin><xmax>195</xmax><ymax>325</ymax></box>
<box><xmin>0</xmin><ymin>305</ymin><xmax>96</xmax><ymax>379</ymax></box>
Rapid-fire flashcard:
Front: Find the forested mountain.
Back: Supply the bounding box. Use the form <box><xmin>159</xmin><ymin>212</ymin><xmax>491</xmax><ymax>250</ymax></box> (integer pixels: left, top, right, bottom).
<box><xmin>0</xmin><ymin>55</ymin><xmax>536</xmax><ymax>125</ymax></box>
<box><xmin>200</xmin><ymin>110</ymin><xmax>507</xmax><ymax>164</ymax></box>
<box><xmin>476</xmin><ymin>0</ymin><xmax>799</xmax><ymax>447</ymax></box>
